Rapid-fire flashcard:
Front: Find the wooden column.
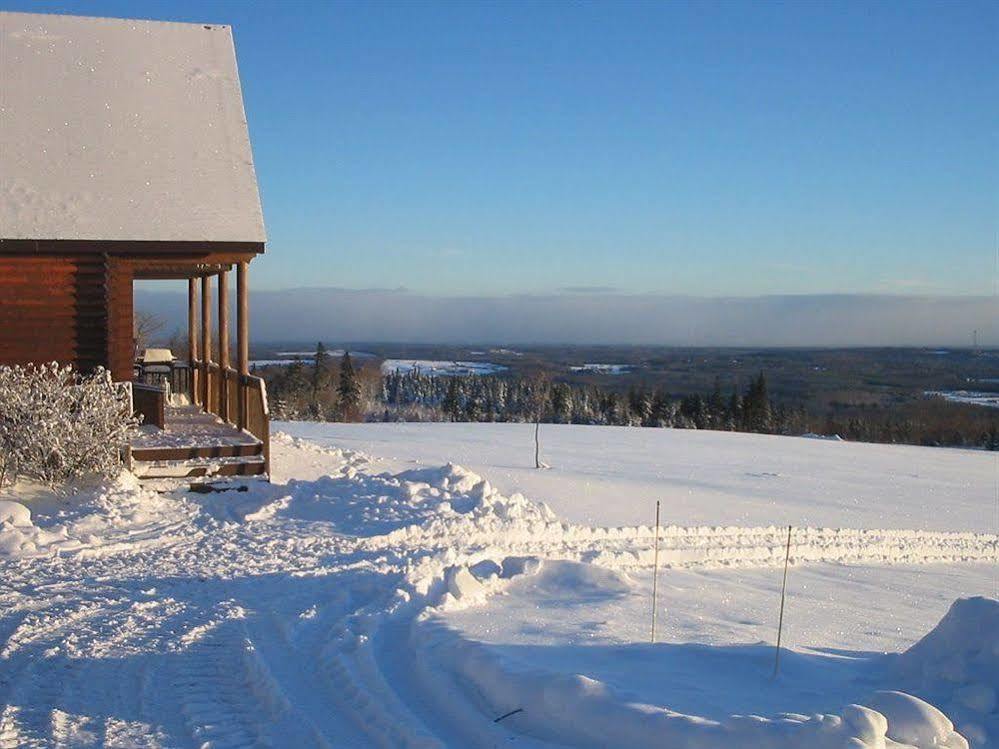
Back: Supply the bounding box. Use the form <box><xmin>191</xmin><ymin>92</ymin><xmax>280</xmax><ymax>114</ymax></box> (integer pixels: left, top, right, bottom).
<box><xmin>236</xmin><ymin>262</ymin><xmax>249</xmax><ymax>429</ymax></box>
<box><xmin>218</xmin><ymin>269</ymin><xmax>230</xmax><ymax>421</ymax></box>
<box><xmin>188</xmin><ymin>279</ymin><xmax>198</xmax><ymax>402</ymax></box>
<box><xmin>201</xmin><ymin>275</ymin><xmax>211</xmax><ymax>411</ymax></box>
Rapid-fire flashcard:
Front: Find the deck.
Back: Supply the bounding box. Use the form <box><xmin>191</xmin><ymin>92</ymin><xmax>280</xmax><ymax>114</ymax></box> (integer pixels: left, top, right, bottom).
<box><xmin>129</xmin><ymin>405</ymin><xmax>266</xmax><ymax>479</ymax></box>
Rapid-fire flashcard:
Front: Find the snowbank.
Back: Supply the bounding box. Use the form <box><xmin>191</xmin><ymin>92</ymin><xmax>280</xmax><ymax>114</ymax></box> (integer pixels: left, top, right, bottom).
<box><xmin>0</xmin><ymin>473</ymin><xmax>197</xmax><ymax>560</ymax></box>
<box><xmin>416</xmin><ymin>562</ymin><xmax>985</xmax><ymax>749</ymax></box>
<box><xmin>894</xmin><ymin>597</ymin><xmax>999</xmax><ymax>747</ymax></box>
<box><xmin>418</xmin><ymin>611</ymin><xmax>969</xmax><ymax>749</ymax></box>
<box><xmin>0</xmin><ymin>499</ymin><xmax>34</xmax><ymax>556</ymax></box>
<box><xmin>0</xmin><ymin>499</ymin><xmax>31</xmax><ymax>527</ymax></box>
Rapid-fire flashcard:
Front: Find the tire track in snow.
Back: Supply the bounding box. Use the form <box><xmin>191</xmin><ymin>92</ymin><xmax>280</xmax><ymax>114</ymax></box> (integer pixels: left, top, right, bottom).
<box><xmin>368</xmin><ymin>521</ymin><xmax>997</xmax><ymax>572</ymax></box>
<box><xmin>0</xmin><ymin>659</ymin><xmax>61</xmax><ymax>749</ymax></box>
<box><xmin>566</xmin><ymin>525</ymin><xmax>998</xmax><ymax>570</ymax></box>
<box><xmin>174</xmin><ymin>631</ymin><xmax>265</xmax><ymax>748</ymax></box>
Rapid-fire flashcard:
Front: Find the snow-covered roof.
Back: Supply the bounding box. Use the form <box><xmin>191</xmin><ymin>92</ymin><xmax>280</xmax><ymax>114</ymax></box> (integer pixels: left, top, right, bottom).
<box><xmin>0</xmin><ymin>12</ymin><xmax>265</xmax><ymax>243</ymax></box>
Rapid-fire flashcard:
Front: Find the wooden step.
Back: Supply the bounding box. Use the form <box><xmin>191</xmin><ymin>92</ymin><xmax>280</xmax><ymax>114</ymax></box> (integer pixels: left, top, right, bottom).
<box><xmin>131</xmin><ymin>441</ymin><xmax>263</xmax><ymax>462</ymax></box>
<box><xmin>132</xmin><ymin>454</ymin><xmax>266</xmax><ymax>480</ymax></box>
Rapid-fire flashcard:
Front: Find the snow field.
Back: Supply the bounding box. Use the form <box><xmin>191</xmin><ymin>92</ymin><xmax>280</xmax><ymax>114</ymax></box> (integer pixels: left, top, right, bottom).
<box><xmin>277</xmin><ymin>421</ymin><xmax>997</xmax><ymax>531</ymax></box>
<box><xmin>0</xmin><ymin>424</ymin><xmax>995</xmax><ymax>748</ymax></box>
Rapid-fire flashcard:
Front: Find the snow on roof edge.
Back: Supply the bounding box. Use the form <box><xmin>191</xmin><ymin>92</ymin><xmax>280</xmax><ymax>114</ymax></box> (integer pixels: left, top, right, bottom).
<box><xmin>0</xmin><ymin>11</ymin><xmax>267</xmax><ymax>243</ymax></box>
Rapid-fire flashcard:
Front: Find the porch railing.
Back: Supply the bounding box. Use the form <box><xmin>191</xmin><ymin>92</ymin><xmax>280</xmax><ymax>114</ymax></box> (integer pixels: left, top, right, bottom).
<box><xmin>132</xmin><ymin>382</ymin><xmax>167</xmax><ymax>429</ymax></box>
<box><xmin>191</xmin><ymin>359</ymin><xmax>270</xmax><ymax>474</ymax></box>
<box><xmin>133</xmin><ymin>360</ymin><xmax>191</xmax><ymax>397</ymax></box>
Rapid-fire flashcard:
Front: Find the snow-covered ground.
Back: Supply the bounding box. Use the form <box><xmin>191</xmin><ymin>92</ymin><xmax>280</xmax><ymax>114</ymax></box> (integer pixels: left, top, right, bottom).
<box><xmin>277</xmin><ymin>421</ymin><xmax>995</xmax><ymax>531</ymax></box>
<box><xmin>0</xmin><ymin>423</ymin><xmax>996</xmax><ymax>748</ymax></box>
<box><xmin>569</xmin><ymin>363</ymin><xmax>631</xmax><ymax>374</ymax></box>
<box><xmin>926</xmin><ymin>390</ymin><xmax>999</xmax><ymax>409</ymax></box>
<box><xmin>251</xmin><ymin>350</ymin><xmax>376</xmax><ymax>367</ymax></box>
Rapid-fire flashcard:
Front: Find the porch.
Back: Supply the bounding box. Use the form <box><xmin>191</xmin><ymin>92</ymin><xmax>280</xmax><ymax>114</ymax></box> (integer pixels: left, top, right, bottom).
<box><xmin>128</xmin><ymin>262</ymin><xmax>270</xmax><ymax>480</ymax></box>
<box><xmin>129</xmin><ymin>405</ymin><xmax>267</xmax><ymax>479</ymax></box>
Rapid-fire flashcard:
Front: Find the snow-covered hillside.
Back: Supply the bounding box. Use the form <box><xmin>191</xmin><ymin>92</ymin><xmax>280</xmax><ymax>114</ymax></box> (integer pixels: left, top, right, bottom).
<box><xmin>0</xmin><ymin>424</ymin><xmax>995</xmax><ymax>748</ymax></box>
<box><xmin>277</xmin><ymin>421</ymin><xmax>995</xmax><ymax>530</ymax></box>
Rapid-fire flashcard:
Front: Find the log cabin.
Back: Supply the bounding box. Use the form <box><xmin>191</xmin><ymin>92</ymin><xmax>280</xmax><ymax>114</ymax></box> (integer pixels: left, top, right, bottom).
<box><xmin>0</xmin><ymin>11</ymin><xmax>270</xmax><ymax>479</ymax></box>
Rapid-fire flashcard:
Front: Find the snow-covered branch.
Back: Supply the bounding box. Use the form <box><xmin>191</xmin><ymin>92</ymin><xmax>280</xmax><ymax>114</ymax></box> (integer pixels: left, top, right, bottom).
<box><xmin>0</xmin><ymin>363</ymin><xmax>137</xmax><ymax>487</ymax></box>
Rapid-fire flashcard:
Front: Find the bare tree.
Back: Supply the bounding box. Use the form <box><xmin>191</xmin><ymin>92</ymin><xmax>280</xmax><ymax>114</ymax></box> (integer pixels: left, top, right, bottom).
<box><xmin>526</xmin><ymin>373</ymin><xmax>550</xmax><ymax>469</ymax></box>
<box><xmin>133</xmin><ymin>310</ymin><xmax>167</xmax><ymax>357</ymax></box>
<box><xmin>535</xmin><ymin>419</ymin><xmax>541</xmax><ymax>469</ymax></box>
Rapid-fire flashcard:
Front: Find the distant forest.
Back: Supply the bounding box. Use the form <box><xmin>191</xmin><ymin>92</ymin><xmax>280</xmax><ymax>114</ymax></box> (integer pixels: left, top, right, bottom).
<box><xmin>262</xmin><ymin>345</ymin><xmax>999</xmax><ymax>451</ymax></box>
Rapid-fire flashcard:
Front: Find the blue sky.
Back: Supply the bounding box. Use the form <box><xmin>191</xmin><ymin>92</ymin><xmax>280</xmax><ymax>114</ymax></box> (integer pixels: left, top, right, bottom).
<box><xmin>9</xmin><ymin>0</ymin><xmax>999</xmax><ymax>296</ymax></box>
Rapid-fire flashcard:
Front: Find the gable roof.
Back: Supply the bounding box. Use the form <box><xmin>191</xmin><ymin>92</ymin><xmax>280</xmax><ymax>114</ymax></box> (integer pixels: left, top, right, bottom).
<box><xmin>0</xmin><ymin>12</ymin><xmax>265</xmax><ymax>244</ymax></box>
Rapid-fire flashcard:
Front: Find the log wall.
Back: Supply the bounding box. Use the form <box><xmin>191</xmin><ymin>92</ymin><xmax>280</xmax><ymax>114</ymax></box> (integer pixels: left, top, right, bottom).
<box><xmin>0</xmin><ymin>254</ymin><xmax>134</xmax><ymax>381</ymax></box>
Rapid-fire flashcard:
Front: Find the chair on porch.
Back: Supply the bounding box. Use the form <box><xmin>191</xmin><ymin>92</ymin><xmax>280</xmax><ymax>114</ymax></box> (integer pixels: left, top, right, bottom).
<box><xmin>137</xmin><ymin>348</ymin><xmax>175</xmax><ymax>391</ymax></box>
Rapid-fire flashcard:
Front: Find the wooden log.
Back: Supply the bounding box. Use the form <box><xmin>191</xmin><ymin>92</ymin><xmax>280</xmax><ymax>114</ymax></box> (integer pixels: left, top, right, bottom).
<box><xmin>188</xmin><ymin>279</ymin><xmax>198</xmax><ymax>402</ymax></box>
<box><xmin>218</xmin><ymin>270</ymin><xmax>230</xmax><ymax>421</ymax></box>
<box><xmin>237</xmin><ymin>261</ymin><xmax>249</xmax><ymax>429</ymax></box>
<box><xmin>201</xmin><ymin>275</ymin><xmax>211</xmax><ymax>409</ymax></box>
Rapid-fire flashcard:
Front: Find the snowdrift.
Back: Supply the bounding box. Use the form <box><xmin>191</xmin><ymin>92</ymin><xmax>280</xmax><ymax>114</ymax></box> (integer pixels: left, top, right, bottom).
<box><xmin>419</xmin><ymin>566</ymin><xmax>990</xmax><ymax>749</ymax></box>
<box><xmin>895</xmin><ymin>597</ymin><xmax>999</xmax><ymax>747</ymax></box>
<box><xmin>0</xmin><ymin>474</ymin><xmax>196</xmax><ymax>559</ymax></box>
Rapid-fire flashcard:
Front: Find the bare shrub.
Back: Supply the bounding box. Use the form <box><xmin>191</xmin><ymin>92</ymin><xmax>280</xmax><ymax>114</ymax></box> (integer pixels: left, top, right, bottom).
<box><xmin>0</xmin><ymin>363</ymin><xmax>137</xmax><ymax>487</ymax></box>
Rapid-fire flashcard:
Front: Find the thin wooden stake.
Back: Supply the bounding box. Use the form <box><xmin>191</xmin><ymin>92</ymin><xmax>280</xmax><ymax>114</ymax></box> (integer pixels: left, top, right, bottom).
<box><xmin>534</xmin><ymin>420</ymin><xmax>541</xmax><ymax>469</ymax></box>
<box><xmin>651</xmin><ymin>500</ymin><xmax>661</xmax><ymax>644</ymax></box>
<box><xmin>773</xmin><ymin>524</ymin><xmax>792</xmax><ymax>678</ymax></box>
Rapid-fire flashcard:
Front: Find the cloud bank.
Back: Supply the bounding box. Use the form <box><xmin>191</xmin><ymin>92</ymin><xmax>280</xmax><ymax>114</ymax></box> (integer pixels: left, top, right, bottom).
<box><xmin>135</xmin><ymin>287</ymin><xmax>997</xmax><ymax>347</ymax></box>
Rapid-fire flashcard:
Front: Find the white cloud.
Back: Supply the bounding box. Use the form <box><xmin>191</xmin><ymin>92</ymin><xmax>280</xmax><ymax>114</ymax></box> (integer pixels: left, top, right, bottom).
<box><xmin>135</xmin><ymin>288</ymin><xmax>998</xmax><ymax>347</ymax></box>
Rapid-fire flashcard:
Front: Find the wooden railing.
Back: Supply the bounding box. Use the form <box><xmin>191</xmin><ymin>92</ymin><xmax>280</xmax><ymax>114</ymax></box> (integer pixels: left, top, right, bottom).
<box><xmin>133</xmin><ymin>360</ymin><xmax>191</xmax><ymax>396</ymax></box>
<box><xmin>132</xmin><ymin>382</ymin><xmax>166</xmax><ymax>429</ymax></box>
<box><xmin>192</xmin><ymin>359</ymin><xmax>270</xmax><ymax>474</ymax></box>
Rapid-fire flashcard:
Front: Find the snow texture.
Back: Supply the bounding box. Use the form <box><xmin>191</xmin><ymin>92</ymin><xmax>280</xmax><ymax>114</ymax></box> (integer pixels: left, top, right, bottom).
<box><xmin>0</xmin><ymin>423</ymin><xmax>994</xmax><ymax>748</ymax></box>
<box><xmin>278</xmin><ymin>421</ymin><xmax>996</xmax><ymax>531</ymax></box>
<box><xmin>0</xmin><ymin>11</ymin><xmax>265</xmax><ymax>242</ymax></box>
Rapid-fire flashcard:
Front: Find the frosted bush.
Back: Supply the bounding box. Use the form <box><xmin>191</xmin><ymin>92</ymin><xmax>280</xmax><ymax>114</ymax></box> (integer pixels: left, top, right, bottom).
<box><xmin>0</xmin><ymin>363</ymin><xmax>137</xmax><ymax>487</ymax></box>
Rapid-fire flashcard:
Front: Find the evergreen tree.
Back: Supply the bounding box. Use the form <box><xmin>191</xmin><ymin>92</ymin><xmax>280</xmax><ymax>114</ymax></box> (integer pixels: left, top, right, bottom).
<box><xmin>727</xmin><ymin>387</ymin><xmax>742</xmax><ymax>431</ymax></box>
<box><xmin>985</xmin><ymin>423</ymin><xmax>999</xmax><ymax>451</ymax></box>
<box><xmin>336</xmin><ymin>351</ymin><xmax>362</xmax><ymax>421</ymax></box>
<box><xmin>742</xmin><ymin>372</ymin><xmax>773</xmax><ymax>433</ymax></box>
<box><xmin>680</xmin><ymin>393</ymin><xmax>705</xmax><ymax>429</ymax></box>
<box><xmin>464</xmin><ymin>394</ymin><xmax>481</xmax><ymax>421</ymax></box>
<box><xmin>707</xmin><ymin>378</ymin><xmax>726</xmax><ymax>428</ymax></box>
<box><xmin>551</xmin><ymin>384</ymin><xmax>571</xmax><ymax>423</ymax></box>
<box><xmin>443</xmin><ymin>377</ymin><xmax>461</xmax><ymax>421</ymax></box>
<box><xmin>310</xmin><ymin>342</ymin><xmax>331</xmax><ymax>418</ymax></box>
<box><xmin>650</xmin><ymin>390</ymin><xmax>672</xmax><ymax>427</ymax></box>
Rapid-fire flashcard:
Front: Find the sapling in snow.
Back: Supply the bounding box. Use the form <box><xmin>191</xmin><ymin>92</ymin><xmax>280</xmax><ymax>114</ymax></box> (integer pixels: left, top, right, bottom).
<box><xmin>535</xmin><ymin>419</ymin><xmax>541</xmax><ymax>469</ymax></box>
<box><xmin>651</xmin><ymin>499</ymin><xmax>661</xmax><ymax>643</ymax></box>
<box><xmin>773</xmin><ymin>524</ymin><xmax>793</xmax><ymax>677</ymax></box>
<box><xmin>0</xmin><ymin>363</ymin><xmax>136</xmax><ymax>488</ymax></box>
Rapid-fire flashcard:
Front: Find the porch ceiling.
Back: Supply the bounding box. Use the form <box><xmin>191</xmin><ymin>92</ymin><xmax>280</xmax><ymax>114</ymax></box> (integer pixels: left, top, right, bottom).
<box><xmin>133</xmin><ymin>263</ymin><xmax>234</xmax><ymax>280</ymax></box>
<box><xmin>131</xmin><ymin>251</ymin><xmax>257</xmax><ymax>279</ymax></box>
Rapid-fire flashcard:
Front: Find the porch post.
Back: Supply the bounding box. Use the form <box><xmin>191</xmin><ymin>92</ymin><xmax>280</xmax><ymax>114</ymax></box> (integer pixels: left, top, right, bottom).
<box><xmin>187</xmin><ymin>278</ymin><xmax>198</xmax><ymax>403</ymax></box>
<box><xmin>218</xmin><ymin>269</ymin><xmax>230</xmax><ymax>421</ymax></box>
<box><xmin>201</xmin><ymin>274</ymin><xmax>212</xmax><ymax>411</ymax></box>
<box><xmin>237</xmin><ymin>261</ymin><xmax>249</xmax><ymax>429</ymax></box>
